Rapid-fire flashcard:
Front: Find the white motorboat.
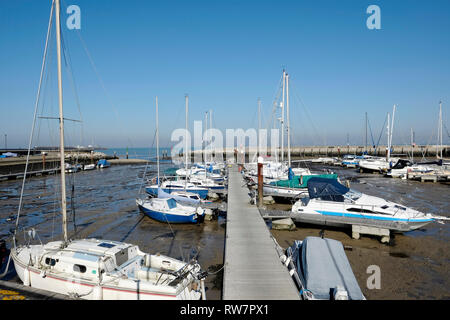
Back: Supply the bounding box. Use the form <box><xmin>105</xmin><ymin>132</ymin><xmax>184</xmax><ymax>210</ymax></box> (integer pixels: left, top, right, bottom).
<box><xmin>65</xmin><ymin>163</ymin><xmax>81</xmax><ymax>173</ymax></box>
<box><xmin>291</xmin><ymin>177</ymin><xmax>447</xmax><ymax>232</ymax></box>
<box><xmin>83</xmin><ymin>163</ymin><xmax>96</xmax><ymax>171</ymax></box>
<box><xmin>358</xmin><ymin>157</ymin><xmax>396</xmax><ymax>173</ymax></box>
<box><xmin>284</xmin><ymin>237</ymin><xmax>365</xmax><ymax>300</ymax></box>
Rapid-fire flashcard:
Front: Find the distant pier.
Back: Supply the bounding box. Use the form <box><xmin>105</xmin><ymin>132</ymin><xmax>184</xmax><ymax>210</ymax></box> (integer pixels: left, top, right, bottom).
<box><xmin>189</xmin><ymin>144</ymin><xmax>450</xmax><ymax>159</ymax></box>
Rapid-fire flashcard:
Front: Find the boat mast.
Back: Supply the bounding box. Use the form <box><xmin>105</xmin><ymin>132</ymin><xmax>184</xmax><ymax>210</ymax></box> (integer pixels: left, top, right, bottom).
<box><xmin>55</xmin><ymin>0</ymin><xmax>68</xmax><ymax>243</ymax></box>
<box><xmin>209</xmin><ymin>109</ymin><xmax>213</xmax><ymax>163</ymax></box>
<box><xmin>281</xmin><ymin>70</ymin><xmax>285</xmax><ymax>163</ymax></box>
<box><xmin>389</xmin><ymin>104</ymin><xmax>396</xmax><ymax>162</ymax></box>
<box><xmin>185</xmin><ymin>95</ymin><xmax>188</xmax><ymax>191</ymax></box>
<box><xmin>439</xmin><ymin>101</ymin><xmax>443</xmax><ymax>159</ymax></box>
<box><xmin>411</xmin><ymin>127</ymin><xmax>414</xmax><ymax>162</ymax></box>
<box><xmin>156</xmin><ymin>96</ymin><xmax>159</xmax><ymax>186</ymax></box>
<box><xmin>286</xmin><ymin>73</ymin><xmax>291</xmax><ymax>168</ymax></box>
<box><xmin>365</xmin><ymin>112</ymin><xmax>368</xmax><ymax>154</ymax></box>
<box><xmin>386</xmin><ymin>112</ymin><xmax>390</xmax><ymax>162</ymax></box>
<box><xmin>258</xmin><ymin>98</ymin><xmax>261</xmax><ymax>157</ymax></box>
<box><xmin>204</xmin><ymin>110</ymin><xmax>208</xmax><ymax>169</ymax></box>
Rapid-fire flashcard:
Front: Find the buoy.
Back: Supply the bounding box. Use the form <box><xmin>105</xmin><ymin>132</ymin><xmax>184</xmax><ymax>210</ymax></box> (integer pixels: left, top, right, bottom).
<box><xmin>23</xmin><ymin>268</ymin><xmax>30</xmax><ymax>286</ymax></box>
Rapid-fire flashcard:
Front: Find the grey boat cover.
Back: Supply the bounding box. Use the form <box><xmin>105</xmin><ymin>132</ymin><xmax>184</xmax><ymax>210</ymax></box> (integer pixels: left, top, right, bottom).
<box><xmin>291</xmin><ymin>236</ymin><xmax>364</xmax><ymax>300</ymax></box>
<box><xmin>307</xmin><ymin>177</ymin><xmax>349</xmax><ymax>202</ymax></box>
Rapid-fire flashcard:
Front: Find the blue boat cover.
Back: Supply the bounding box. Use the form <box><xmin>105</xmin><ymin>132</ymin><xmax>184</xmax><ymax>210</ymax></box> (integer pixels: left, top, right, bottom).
<box><xmin>292</xmin><ymin>237</ymin><xmax>364</xmax><ymax>300</ymax></box>
<box><xmin>307</xmin><ymin>177</ymin><xmax>349</xmax><ymax>201</ymax></box>
<box><xmin>288</xmin><ymin>168</ymin><xmax>294</xmax><ymax>180</ymax></box>
<box><xmin>97</xmin><ymin>159</ymin><xmax>110</xmax><ymax>166</ymax></box>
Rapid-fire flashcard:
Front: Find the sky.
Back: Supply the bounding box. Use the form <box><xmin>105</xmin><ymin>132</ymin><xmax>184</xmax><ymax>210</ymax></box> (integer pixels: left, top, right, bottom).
<box><xmin>0</xmin><ymin>0</ymin><xmax>449</xmax><ymax>149</ymax></box>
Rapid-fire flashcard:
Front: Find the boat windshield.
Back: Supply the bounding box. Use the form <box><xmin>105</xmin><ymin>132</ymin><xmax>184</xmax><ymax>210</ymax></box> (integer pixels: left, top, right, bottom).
<box><xmin>166</xmin><ymin>198</ymin><xmax>177</xmax><ymax>209</ymax></box>
<box><xmin>345</xmin><ymin>189</ymin><xmax>362</xmax><ymax>201</ymax></box>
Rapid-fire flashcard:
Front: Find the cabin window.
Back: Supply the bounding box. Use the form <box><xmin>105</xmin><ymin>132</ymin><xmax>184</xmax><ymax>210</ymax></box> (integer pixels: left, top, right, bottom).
<box><xmin>73</xmin><ymin>264</ymin><xmax>87</xmax><ymax>273</ymax></box>
<box><xmin>98</xmin><ymin>242</ymin><xmax>116</xmax><ymax>249</ymax></box>
<box><xmin>167</xmin><ymin>198</ymin><xmax>177</xmax><ymax>209</ymax></box>
<box><xmin>45</xmin><ymin>257</ymin><xmax>56</xmax><ymax>266</ymax></box>
<box><xmin>394</xmin><ymin>205</ymin><xmax>406</xmax><ymax>211</ymax></box>
<box><xmin>347</xmin><ymin>208</ymin><xmax>375</xmax><ymax>214</ymax></box>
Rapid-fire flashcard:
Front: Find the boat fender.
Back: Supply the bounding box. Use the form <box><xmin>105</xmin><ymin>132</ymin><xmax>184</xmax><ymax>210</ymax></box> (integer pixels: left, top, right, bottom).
<box><xmin>93</xmin><ymin>285</ymin><xmax>103</xmax><ymax>300</ymax></box>
<box><xmin>284</xmin><ymin>256</ymin><xmax>291</xmax><ymax>267</ymax></box>
<box><xmin>144</xmin><ymin>254</ymin><xmax>151</xmax><ymax>267</ymax></box>
<box><xmin>333</xmin><ymin>286</ymin><xmax>349</xmax><ymax>300</ymax></box>
<box><xmin>40</xmin><ymin>270</ymin><xmax>46</xmax><ymax>278</ymax></box>
<box><xmin>23</xmin><ymin>268</ymin><xmax>30</xmax><ymax>286</ymax></box>
<box><xmin>196</xmin><ymin>207</ymin><xmax>204</xmax><ymax>216</ymax></box>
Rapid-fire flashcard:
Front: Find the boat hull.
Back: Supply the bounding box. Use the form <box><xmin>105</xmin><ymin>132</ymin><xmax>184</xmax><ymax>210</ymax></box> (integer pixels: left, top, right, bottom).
<box><xmin>11</xmin><ymin>249</ymin><xmax>200</xmax><ymax>300</ymax></box>
<box><xmin>137</xmin><ymin>203</ymin><xmax>201</xmax><ymax>224</ymax></box>
<box><xmin>290</xmin><ymin>211</ymin><xmax>433</xmax><ymax>232</ymax></box>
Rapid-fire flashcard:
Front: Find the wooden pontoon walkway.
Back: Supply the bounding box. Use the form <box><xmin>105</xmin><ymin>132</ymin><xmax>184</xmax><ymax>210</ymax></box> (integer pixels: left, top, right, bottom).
<box><xmin>222</xmin><ymin>165</ymin><xmax>299</xmax><ymax>300</ymax></box>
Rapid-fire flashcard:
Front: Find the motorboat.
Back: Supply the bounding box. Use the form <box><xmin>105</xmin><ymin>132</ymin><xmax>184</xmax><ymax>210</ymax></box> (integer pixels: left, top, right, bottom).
<box><xmin>65</xmin><ymin>163</ymin><xmax>81</xmax><ymax>173</ymax></box>
<box><xmin>83</xmin><ymin>163</ymin><xmax>96</xmax><ymax>171</ymax></box>
<box><xmin>386</xmin><ymin>159</ymin><xmax>443</xmax><ymax>179</ymax></box>
<box><xmin>263</xmin><ymin>173</ymin><xmax>338</xmax><ymax>201</ymax></box>
<box><xmin>385</xmin><ymin>159</ymin><xmax>414</xmax><ymax>178</ymax></box>
<box><xmin>136</xmin><ymin>197</ymin><xmax>204</xmax><ymax>224</ymax></box>
<box><xmin>97</xmin><ymin>159</ymin><xmax>110</xmax><ymax>168</ymax></box>
<box><xmin>284</xmin><ymin>237</ymin><xmax>365</xmax><ymax>300</ymax></box>
<box><xmin>291</xmin><ymin>177</ymin><xmax>447</xmax><ymax>232</ymax></box>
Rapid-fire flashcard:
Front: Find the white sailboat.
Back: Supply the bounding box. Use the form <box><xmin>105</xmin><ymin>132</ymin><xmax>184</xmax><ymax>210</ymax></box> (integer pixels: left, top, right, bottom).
<box><xmin>10</xmin><ymin>0</ymin><xmax>206</xmax><ymax>300</ymax></box>
<box><xmin>137</xmin><ymin>97</ymin><xmax>205</xmax><ymax>224</ymax></box>
<box><xmin>359</xmin><ymin>105</ymin><xmax>398</xmax><ymax>173</ymax></box>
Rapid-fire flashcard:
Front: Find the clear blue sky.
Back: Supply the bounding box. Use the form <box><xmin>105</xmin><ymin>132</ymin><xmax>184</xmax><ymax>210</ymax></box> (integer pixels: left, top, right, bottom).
<box><xmin>0</xmin><ymin>0</ymin><xmax>449</xmax><ymax>148</ymax></box>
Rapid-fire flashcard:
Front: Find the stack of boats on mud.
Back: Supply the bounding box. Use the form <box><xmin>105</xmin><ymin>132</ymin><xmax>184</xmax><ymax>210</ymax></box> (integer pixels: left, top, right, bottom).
<box><xmin>241</xmin><ymin>157</ymin><xmax>448</xmax><ymax>300</ymax></box>
<box><xmin>136</xmin><ymin>162</ymin><xmax>228</xmax><ymax>224</ymax></box>
<box><xmin>242</xmin><ymin>157</ymin><xmax>449</xmax><ymax>235</ymax></box>
<box><xmin>64</xmin><ymin>159</ymin><xmax>111</xmax><ymax>173</ymax></box>
<box><xmin>311</xmin><ymin>154</ymin><xmax>449</xmax><ymax>182</ymax></box>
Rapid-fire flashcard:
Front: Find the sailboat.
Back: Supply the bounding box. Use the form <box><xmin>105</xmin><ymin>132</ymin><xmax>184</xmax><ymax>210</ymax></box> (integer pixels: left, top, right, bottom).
<box><xmin>359</xmin><ymin>105</ymin><xmax>399</xmax><ymax>173</ymax></box>
<box><xmin>10</xmin><ymin>0</ymin><xmax>206</xmax><ymax>300</ymax></box>
<box><xmin>146</xmin><ymin>95</ymin><xmax>209</xmax><ymax>199</ymax></box>
<box><xmin>137</xmin><ymin>97</ymin><xmax>205</xmax><ymax>223</ymax></box>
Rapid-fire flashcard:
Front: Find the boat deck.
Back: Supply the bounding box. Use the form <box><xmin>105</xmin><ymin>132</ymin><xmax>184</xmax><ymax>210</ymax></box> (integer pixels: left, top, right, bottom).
<box><xmin>222</xmin><ymin>165</ymin><xmax>299</xmax><ymax>300</ymax></box>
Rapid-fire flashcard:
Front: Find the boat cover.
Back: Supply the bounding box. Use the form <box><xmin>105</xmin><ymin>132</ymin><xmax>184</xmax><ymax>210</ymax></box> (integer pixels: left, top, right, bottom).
<box><xmin>97</xmin><ymin>159</ymin><xmax>110</xmax><ymax>166</ymax></box>
<box><xmin>307</xmin><ymin>177</ymin><xmax>349</xmax><ymax>201</ymax></box>
<box><xmin>270</xmin><ymin>174</ymin><xmax>337</xmax><ymax>189</ymax></box>
<box><xmin>157</xmin><ymin>187</ymin><xmax>200</xmax><ymax>205</ymax></box>
<box><xmin>164</xmin><ymin>167</ymin><xmax>179</xmax><ymax>176</ymax></box>
<box><xmin>391</xmin><ymin>159</ymin><xmax>413</xmax><ymax>169</ymax></box>
<box><xmin>291</xmin><ymin>237</ymin><xmax>364</xmax><ymax>300</ymax></box>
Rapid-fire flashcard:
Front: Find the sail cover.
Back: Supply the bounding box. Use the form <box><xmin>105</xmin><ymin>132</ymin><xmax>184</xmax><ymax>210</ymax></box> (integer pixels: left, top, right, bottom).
<box><xmin>269</xmin><ymin>174</ymin><xmax>337</xmax><ymax>189</ymax></box>
<box><xmin>157</xmin><ymin>187</ymin><xmax>200</xmax><ymax>205</ymax></box>
<box><xmin>295</xmin><ymin>237</ymin><xmax>365</xmax><ymax>300</ymax></box>
<box><xmin>307</xmin><ymin>177</ymin><xmax>349</xmax><ymax>201</ymax></box>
